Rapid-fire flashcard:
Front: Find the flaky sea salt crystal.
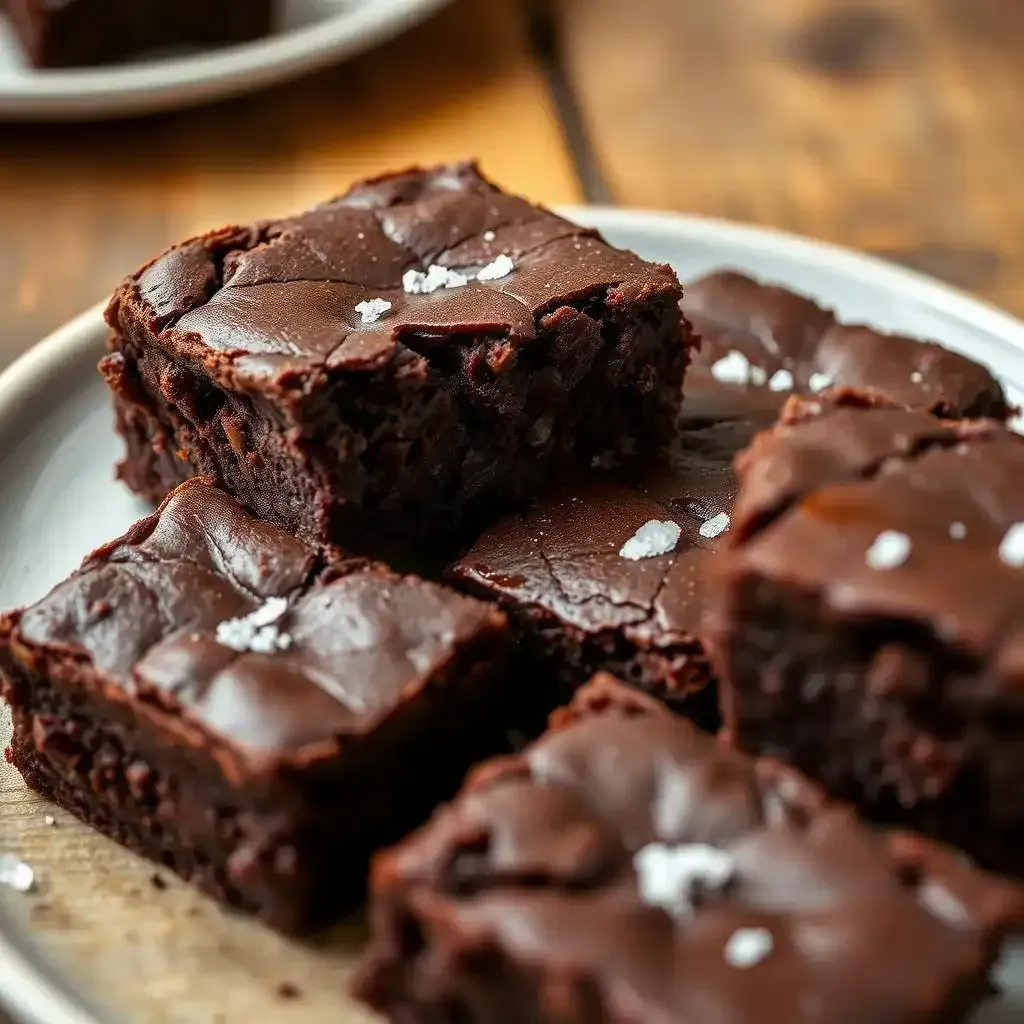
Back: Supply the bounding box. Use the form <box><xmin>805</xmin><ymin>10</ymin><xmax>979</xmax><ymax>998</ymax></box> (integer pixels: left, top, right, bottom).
<box><xmin>710</xmin><ymin>351</ymin><xmax>752</xmax><ymax>385</ymax></box>
<box><xmin>999</xmin><ymin>523</ymin><xmax>1024</xmax><ymax>566</ymax></box>
<box><xmin>768</xmin><ymin>369</ymin><xmax>794</xmax><ymax>392</ymax></box>
<box><xmin>44</xmin><ymin>815</ymin><xmax>55</xmax><ymax>827</ymax></box>
<box><xmin>748</xmin><ymin>365</ymin><xmax>768</xmax><ymax>386</ymax></box>
<box><xmin>724</xmin><ymin>927</ymin><xmax>774</xmax><ymax>968</ymax></box>
<box><xmin>949</xmin><ymin>522</ymin><xmax>967</xmax><ymax>540</ymax></box>
<box><xmin>216</xmin><ymin>598</ymin><xmax>292</xmax><ymax>654</ymax></box>
<box><xmin>355</xmin><ymin>298</ymin><xmax>392</xmax><ymax>325</ymax></box>
<box><xmin>477</xmin><ymin>254</ymin><xmax>515</xmax><ymax>282</ymax></box>
<box><xmin>866</xmin><ymin>531</ymin><xmax>911</xmax><ymax>570</ymax></box>
<box><xmin>620</xmin><ymin>520</ymin><xmax>682</xmax><ymax>561</ymax></box>
<box><xmin>699</xmin><ymin>512</ymin><xmax>731</xmax><ymax>540</ymax></box>
<box><xmin>911</xmin><ymin>371</ymin><xmax>924</xmax><ymax>384</ymax></box>
<box><xmin>808</xmin><ymin>372</ymin><xmax>832</xmax><ymax>393</ymax></box>
<box><xmin>403</xmin><ymin>265</ymin><xmax>469</xmax><ymax>294</ymax></box>
<box><xmin>483</xmin><ymin>230</ymin><xmax>497</xmax><ymax>242</ymax></box>
<box><xmin>0</xmin><ymin>853</ymin><xmax>35</xmax><ymax>893</ymax></box>
<box><xmin>634</xmin><ymin>843</ymin><xmax>735</xmax><ymax>917</ymax></box>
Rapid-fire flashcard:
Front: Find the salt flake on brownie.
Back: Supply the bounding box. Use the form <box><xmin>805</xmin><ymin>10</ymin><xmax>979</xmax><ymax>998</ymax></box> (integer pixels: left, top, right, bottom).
<box><xmin>620</xmin><ymin>520</ymin><xmax>682</xmax><ymax>560</ymax></box>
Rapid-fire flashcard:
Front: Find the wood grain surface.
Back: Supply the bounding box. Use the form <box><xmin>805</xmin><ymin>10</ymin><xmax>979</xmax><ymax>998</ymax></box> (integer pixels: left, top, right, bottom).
<box><xmin>552</xmin><ymin>0</ymin><xmax>1024</xmax><ymax>316</ymax></box>
<box><xmin>0</xmin><ymin>0</ymin><xmax>580</xmax><ymax>368</ymax></box>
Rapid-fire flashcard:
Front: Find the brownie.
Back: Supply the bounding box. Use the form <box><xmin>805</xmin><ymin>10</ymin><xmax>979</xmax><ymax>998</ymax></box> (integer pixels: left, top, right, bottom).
<box><xmin>0</xmin><ymin>479</ymin><xmax>512</xmax><ymax>935</ymax></box>
<box><xmin>102</xmin><ymin>163</ymin><xmax>691</xmax><ymax>549</ymax></box>
<box><xmin>353</xmin><ymin>674</ymin><xmax>1024</xmax><ymax>1024</ymax></box>
<box><xmin>705</xmin><ymin>394</ymin><xmax>1024</xmax><ymax>878</ymax></box>
<box><xmin>448</xmin><ymin>399</ymin><xmax>779</xmax><ymax>731</ymax></box>
<box><xmin>682</xmin><ymin>270</ymin><xmax>1009</xmax><ymax>425</ymax></box>
<box><xmin>4</xmin><ymin>0</ymin><xmax>275</xmax><ymax>68</ymax></box>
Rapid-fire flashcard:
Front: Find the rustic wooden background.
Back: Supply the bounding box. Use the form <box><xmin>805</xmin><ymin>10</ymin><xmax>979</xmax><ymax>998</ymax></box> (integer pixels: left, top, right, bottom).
<box><xmin>2</xmin><ymin>0</ymin><xmax>1023</xmax><ymax>370</ymax></box>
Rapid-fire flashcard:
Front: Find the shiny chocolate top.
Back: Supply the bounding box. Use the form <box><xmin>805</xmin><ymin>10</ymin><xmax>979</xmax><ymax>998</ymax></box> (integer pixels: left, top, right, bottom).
<box><xmin>715</xmin><ymin>396</ymin><xmax>1024</xmax><ymax>666</ymax></box>
<box><xmin>107</xmin><ymin>163</ymin><xmax>682</xmax><ymax>391</ymax></box>
<box><xmin>683</xmin><ymin>270</ymin><xmax>1008</xmax><ymax>423</ymax></box>
<box><xmin>360</xmin><ymin>675</ymin><xmax>1023</xmax><ymax>1024</ymax></box>
<box><xmin>450</xmin><ymin>414</ymin><xmax>762</xmax><ymax>649</ymax></box>
<box><xmin>9</xmin><ymin>480</ymin><xmax>505</xmax><ymax>775</ymax></box>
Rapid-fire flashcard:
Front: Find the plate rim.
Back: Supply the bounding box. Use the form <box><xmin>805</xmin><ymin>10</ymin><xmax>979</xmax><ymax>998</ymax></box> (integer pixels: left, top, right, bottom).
<box><xmin>0</xmin><ymin>0</ymin><xmax>453</xmax><ymax>120</ymax></box>
<box><xmin>1</xmin><ymin>207</ymin><xmax>1023</xmax><ymax>1024</ymax></box>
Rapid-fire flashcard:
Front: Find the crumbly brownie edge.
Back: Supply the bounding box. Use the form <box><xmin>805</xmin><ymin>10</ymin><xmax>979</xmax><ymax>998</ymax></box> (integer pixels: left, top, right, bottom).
<box><xmin>0</xmin><ymin>611</ymin><xmax>514</xmax><ymax>934</ymax></box>
<box><xmin>448</xmin><ymin>580</ymin><xmax>719</xmax><ymax>738</ymax></box>
<box><xmin>104</xmin><ymin>289</ymin><xmax>689</xmax><ymax>545</ymax></box>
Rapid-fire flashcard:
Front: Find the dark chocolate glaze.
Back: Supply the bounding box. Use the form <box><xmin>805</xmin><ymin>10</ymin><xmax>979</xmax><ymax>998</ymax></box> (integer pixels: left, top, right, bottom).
<box><xmin>355</xmin><ymin>675</ymin><xmax>1024</xmax><ymax>1024</ymax></box>
<box><xmin>108</xmin><ymin>163</ymin><xmax>681</xmax><ymax>391</ymax></box>
<box><xmin>11</xmin><ymin>479</ymin><xmax>506</xmax><ymax>771</ymax></box>
<box><xmin>683</xmin><ymin>270</ymin><xmax>1009</xmax><ymax>423</ymax></box>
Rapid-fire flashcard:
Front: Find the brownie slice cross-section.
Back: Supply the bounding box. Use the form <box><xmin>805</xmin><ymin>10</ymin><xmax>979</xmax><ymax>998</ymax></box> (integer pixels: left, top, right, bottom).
<box><xmin>354</xmin><ymin>674</ymin><xmax>1024</xmax><ymax>1024</ymax></box>
<box><xmin>103</xmin><ymin>162</ymin><xmax>691</xmax><ymax>548</ymax></box>
<box><xmin>706</xmin><ymin>394</ymin><xmax>1024</xmax><ymax>877</ymax></box>
<box><xmin>0</xmin><ymin>479</ymin><xmax>510</xmax><ymax>934</ymax></box>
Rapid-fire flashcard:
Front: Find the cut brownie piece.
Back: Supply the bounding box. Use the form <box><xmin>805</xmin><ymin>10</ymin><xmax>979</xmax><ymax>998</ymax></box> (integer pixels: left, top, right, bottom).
<box><xmin>354</xmin><ymin>674</ymin><xmax>1024</xmax><ymax>1024</ymax></box>
<box><xmin>448</xmin><ymin>405</ymin><xmax>776</xmax><ymax>731</ymax></box>
<box><xmin>706</xmin><ymin>394</ymin><xmax>1024</xmax><ymax>877</ymax></box>
<box><xmin>0</xmin><ymin>479</ymin><xmax>510</xmax><ymax>935</ymax></box>
<box><xmin>682</xmin><ymin>269</ymin><xmax>1009</xmax><ymax>425</ymax></box>
<box><xmin>102</xmin><ymin>163</ymin><xmax>690</xmax><ymax>548</ymax></box>
<box><xmin>4</xmin><ymin>0</ymin><xmax>275</xmax><ymax>68</ymax></box>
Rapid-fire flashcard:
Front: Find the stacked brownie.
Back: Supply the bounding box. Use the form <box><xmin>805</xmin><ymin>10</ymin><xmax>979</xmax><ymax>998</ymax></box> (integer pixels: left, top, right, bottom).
<box><xmin>4</xmin><ymin>0</ymin><xmax>277</xmax><ymax>68</ymax></box>
<box><xmin>2</xmin><ymin>164</ymin><xmax>1022</xmax><ymax>1021</ymax></box>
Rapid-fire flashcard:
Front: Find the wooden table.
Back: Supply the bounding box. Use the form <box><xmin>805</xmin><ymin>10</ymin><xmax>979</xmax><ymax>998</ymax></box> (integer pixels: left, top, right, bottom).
<box><xmin>2</xmin><ymin>0</ymin><xmax>1023</xmax><ymax>372</ymax></box>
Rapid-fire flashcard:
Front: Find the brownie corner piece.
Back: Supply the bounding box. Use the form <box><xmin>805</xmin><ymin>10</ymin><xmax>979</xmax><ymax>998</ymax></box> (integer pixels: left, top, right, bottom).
<box><xmin>102</xmin><ymin>162</ymin><xmax>691</xmax><ymax>546</ymax></box>
<box><xmin>0</xmin><ymin>478</ymin><xmax>511</xmax><ymax>935</ymax></box>
<box><xmin>354</xmin><ymin>672</ymin><xmax>1024</xmax><ymax>1024</ymax></box>
<box><xmin>707</xmin><ymin>396</ymin><xmax>1024</xmax><ymax>878</ymax></box>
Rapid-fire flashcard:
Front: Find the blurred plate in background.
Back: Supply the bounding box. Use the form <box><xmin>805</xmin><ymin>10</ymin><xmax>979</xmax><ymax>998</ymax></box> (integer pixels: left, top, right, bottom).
<box><xmin>0</xmin><ymin>0</ymin><xmax>452</xmax><ymax>120</ymax></box>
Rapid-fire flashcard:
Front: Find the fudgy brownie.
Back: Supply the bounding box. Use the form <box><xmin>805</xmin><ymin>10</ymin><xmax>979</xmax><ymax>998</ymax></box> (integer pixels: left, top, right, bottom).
<box><xmin>354</xmin><ymin>674</ymin><xmax>1024</xmax><ymax>1024</ymax></box>
<box><xmin>706</xmin><ymin>394</ymin><xmax>1024</xmax><ymax>877</ymax></box>
<box><xmin>682</xmin><ymin>270</ymin><xmax>1009</xmax><ymax>425</ymax></box>
<box><xmin>4</xmin><ymin>0</ymin><xmax>275</xmax><ymax>68</ymax></box>
<box><xmin>0</xmin><ymin>479</ymin><xmax>511</xmax><ymax>935</ymax></box>
<box><xmin>102</xmin><ymin>163</ymin><xmax>691</xmax><ymax>548</ymax></box>
<box><xmin>448</xmin><ymin>402</ymin><xmax>776</xmax><ymax>731</ymax></box>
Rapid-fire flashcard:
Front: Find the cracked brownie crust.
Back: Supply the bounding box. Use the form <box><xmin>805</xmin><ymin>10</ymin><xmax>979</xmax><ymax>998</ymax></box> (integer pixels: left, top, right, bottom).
<box><xmin>5</xmin><ymin>0</ymin><xmax>275</xmax><ymax>68</ymax></box>
<box><xmin>707</xmin><ymin>395</ymin><xmax>1024</xmax><ymax>877</ymax></box>
<box><xmin>448</xmin><ymin>402</ymin><xmax>779</xmax><ymax>729</ymax></box>
<box><xmin>354</xmin><ymin>674</ymin><xmax>1024</xmax><ymax>1024</ymax></box>
<box><xmin>102</xmin><ymin>163</ymin><xmax>690</xmax><ymax>547</ymax></box>
<box><xmin>681</xmin><ymin>270</ymin><xmax>1009</xmax><ymax>426</ymax></box>
<box><xmin>0</xmin><ymin>479</ymin><xmax>511</xmax><ymax>934</ymax></box>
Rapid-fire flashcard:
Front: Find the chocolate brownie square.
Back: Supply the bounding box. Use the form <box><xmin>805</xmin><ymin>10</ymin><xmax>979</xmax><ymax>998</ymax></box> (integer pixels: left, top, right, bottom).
<box><xmin>448</xmin><ymin>410</ymin><xmax>774</xmax><ymax>732</ymax></box>
<box><xmin>706</xmin><ymin>394</ymin><xmax>1024</xmax><ymax>877</ymax></box>
<box><xmin>0</xmin><ymin>479</ymin><xmax>510</xmax><ymax>934</ymax></box>
<box><xmin>5</xmin><ymin>0</ymin><xmax>275</xmax><ymax>68</ymax></box>
<box><xmin>682</xmin><ymin>270</ymin><xmax>1009</xmax><ymax>426</ymax></box>
<box><xmin>102</xmin><ymin>163</ymin><xmax>691</xmax><ymax>548</ymax></box>
<box><xmin>354</xmin><ymin>674</ymin><xmax>1024</xmax><ymax>1024</ymax></box>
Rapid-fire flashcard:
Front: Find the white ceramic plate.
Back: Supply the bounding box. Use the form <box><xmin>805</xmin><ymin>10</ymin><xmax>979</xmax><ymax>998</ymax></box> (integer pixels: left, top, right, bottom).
<box><xmin>0</xmin><ymin>208</ymin><xmax>1022</xmax><ymax>1023</ymax></box>
<box><xmin>0</xmin><ymin>0</ymin><xmax>452</xmax><ymax>120</ymax></box>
